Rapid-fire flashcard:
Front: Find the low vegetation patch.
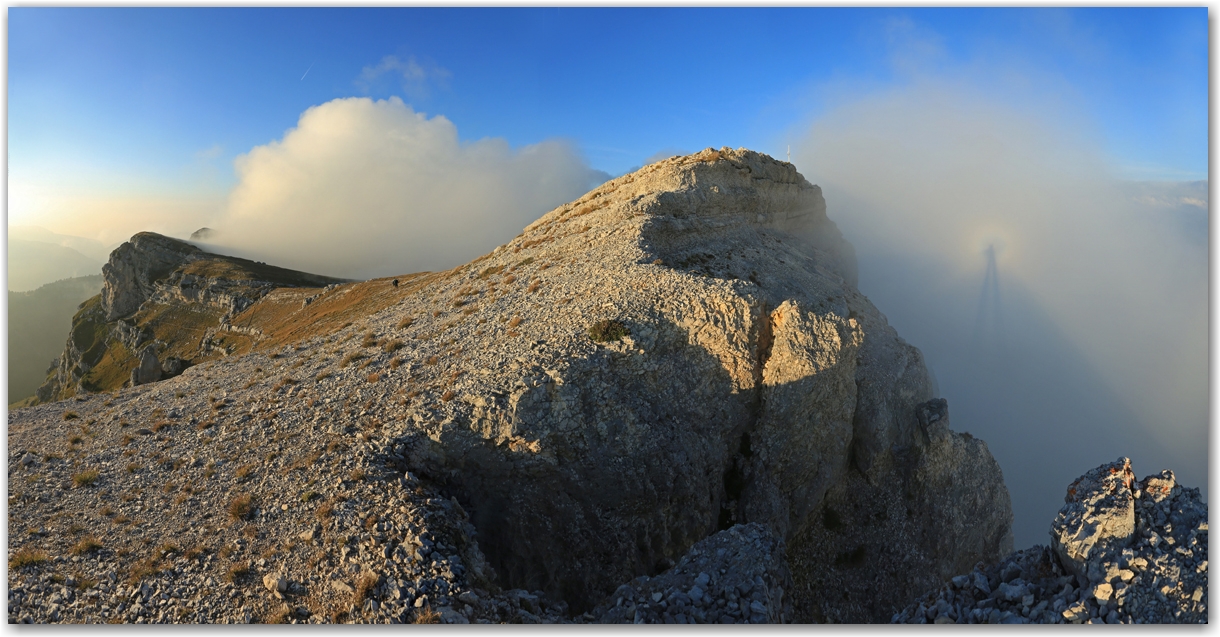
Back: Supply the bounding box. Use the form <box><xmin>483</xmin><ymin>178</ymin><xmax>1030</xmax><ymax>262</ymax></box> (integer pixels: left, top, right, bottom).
<box><xmin>225</xmin><ymin>561</ymin><xmax>250</xmax><ymax>583</ymax></box>
<box><xmin>71</xmin><ymin>536</ymin><xmax>103</xmax><ymax>556</ymax></box>
<box><xmin>589</xmin><ymin>319</ymin><xmax>629</xmax><ymax>342</ymax></box>
<box><xmin>10</xmin><ymin>547</ymin><xmax>48</xmax><ymax>569</ymax></box>
<box><xmin>72</xmin><ymin>469</ymin><xmax>100</xmax><ymax>488</ymax></box>
<box><xmin>228</xmin><ymin>494</ymin><xmax>255</xmax><ymax>520</ymax></box>
<box><xmin>353</xmin><ymin>569</ymin><xmax>379</xmax><ymax>604</ymax></box>
<box><xmin>339</xmin><ymin>352</ymin><xmax>366</xmax><ymax>368</ymax></box>
<box><xmin>235</xmin><ymin>464</ymin><xmax>256</xmax><ymax>481</ymax></box>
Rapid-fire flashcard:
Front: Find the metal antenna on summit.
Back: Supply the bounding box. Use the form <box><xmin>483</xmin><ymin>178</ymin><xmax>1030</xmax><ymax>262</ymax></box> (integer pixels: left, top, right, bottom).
<box><xmin>787</xmin><ymin>145</ymin><xmax>790</xmax><ymax>162</ymax></box>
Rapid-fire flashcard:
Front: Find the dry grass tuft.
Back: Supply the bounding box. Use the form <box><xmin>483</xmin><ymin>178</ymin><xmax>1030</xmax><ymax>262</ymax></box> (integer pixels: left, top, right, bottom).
<box><xmin>353</xmin><ymin>569</ymin><xmax>379</xmax><ymax>604</ymax></box>
<box><xmin>413</xmin><ymin>606</ymin><xmax>442</xmax><ymax>624</ymax></box>
<box><xmin>340</xmin><ymin>352</ymin><xmax>366</xmax><ymax>368</ymax></box>
<box><xmin>366</xmin><ymin>373</ymin><xmax>380</xmax><ymax>383</ymax></box>
<box><xmin>10</xmin><ymin>547</ymin><xmax>48</xmax><ymax>569</ymax></box>
<box><xmin>397</xmin><ymin>316</ymin><xmax>415</xmax><ymax>330</ymax></box>
<box><xmin>225</xmin><ymin>561</ymin><xmax>250</xmax><ymax>583</ymax></box>
<box><xmin>72</xmin><ymin>469</ymin><xmax>100</xmax><ymax>488</ymax></box>
<box><xmin>389</xmin><ymin>358</ymin><xmax>403</xmax><ymax>369</ymax></box>
<box><xmin>507</xmin><ymin>316</ymin><xmax>523</xmax><ymax>329</ymax></box>
<box><xmin>265</xmin><ymin>605</ymin><xmax>292</xmax><ymax>624</ymax></box>
<box><xmin>235</xmin><ymin>464</ymin><xmax>256</xmax><ymax>482</ymax></box>
<box><xmin>383</xmin><ymin>339</ymin><xmax>404</xmax><ymax>353</ymax></box>
<box><xmin>128</xmin><ymin>557</ymin><xmax>162</xmax><ymax>584</ymax></box>
<box><xmin>71</xmin><ymin>535</ymin><xmax>103</xmax><ymax>556</ymax></box>
<box><xmin>228</xmin><ymin>493</ymin><xmax>255</xmax><ymax>521</ymax></box>
<box><xmin>62</xmin><ymin>411</ymin><xmax>80</xmax><ymax>421</ymax></box>
<box><xmin>425</xmin><ymin>355</ymin><xmax>439</xmax><ymax>365</ymax></box>
<box><xmin>440</xmin><ymin>390</ymin><xmax>455</xmax><ymax>402</ymax></box>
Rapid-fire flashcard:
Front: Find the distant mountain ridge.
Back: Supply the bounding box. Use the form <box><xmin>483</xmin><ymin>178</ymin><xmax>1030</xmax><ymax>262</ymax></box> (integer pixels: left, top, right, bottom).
<box><xmin>7</xmin><ymin>275</ymin><xmax>104</xmax><ymax>405</ymax></box>
<box><xmin>7</xmin><ymin>239</ymin><xmax>102</xmax><ymax>293</ymax></box>
<box><xmin>35</xmin><ymin>233</ymin><xmax>346</xmax><ymax>403</ymax></box>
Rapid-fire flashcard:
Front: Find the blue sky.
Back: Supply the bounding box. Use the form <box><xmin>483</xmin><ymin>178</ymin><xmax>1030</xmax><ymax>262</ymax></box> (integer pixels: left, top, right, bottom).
<box><xmin>7</xmin><ymin>7</ymin><xmax>1208</xmax><ymax>242</ymax></box>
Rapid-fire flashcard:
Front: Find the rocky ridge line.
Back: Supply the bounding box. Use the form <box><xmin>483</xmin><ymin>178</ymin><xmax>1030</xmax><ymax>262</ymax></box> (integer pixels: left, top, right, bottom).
<box><xmin>11</xmin><ymin>148</ymin><xmax>1013</xmax><ymax>622</ymax></box>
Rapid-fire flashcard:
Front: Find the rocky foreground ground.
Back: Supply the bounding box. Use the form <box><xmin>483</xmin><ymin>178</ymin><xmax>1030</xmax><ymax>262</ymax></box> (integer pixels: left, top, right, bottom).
<box><xmin>893</xmin><ymin>458</ymin><xmax>1207</xmax><ymax>624</ymax></box>
<box><xmin>6</xmin><ymin>351</ymin><xmax>789</xmax><ymax>624</ymax></box>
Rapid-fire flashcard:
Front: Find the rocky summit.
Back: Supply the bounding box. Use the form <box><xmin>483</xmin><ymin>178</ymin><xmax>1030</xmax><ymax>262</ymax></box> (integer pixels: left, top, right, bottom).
<box><xmin>11</xmin><ymin>147</ymin><xmax>1027</xmax><ymax>623</ymax></box>
<box><xmin>893</xmin><ymin>458</ymin><xmax>1207</xmax><ymax>624</ymax></box>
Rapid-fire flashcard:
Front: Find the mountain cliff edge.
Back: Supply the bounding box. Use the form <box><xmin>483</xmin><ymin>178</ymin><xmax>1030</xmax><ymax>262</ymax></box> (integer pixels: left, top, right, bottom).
<box><xmin>8</xmin><ymin>148</ymin><xmax>1012</xmax><ymax>623</ymax></box>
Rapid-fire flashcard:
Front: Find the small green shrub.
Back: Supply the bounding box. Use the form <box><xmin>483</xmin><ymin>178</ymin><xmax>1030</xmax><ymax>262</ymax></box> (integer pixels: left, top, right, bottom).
<box><xmin>589</xmin><ymin>319</ymin><xmax>628</xmax><ymax>343</ymax></box>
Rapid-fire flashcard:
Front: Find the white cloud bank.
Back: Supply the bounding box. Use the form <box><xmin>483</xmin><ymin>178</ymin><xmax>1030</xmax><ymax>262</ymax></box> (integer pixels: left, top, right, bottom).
<box><xmin>208</xmin><ymin>96</ymin><xmax>606</xmax><ymax>280</ymax></box>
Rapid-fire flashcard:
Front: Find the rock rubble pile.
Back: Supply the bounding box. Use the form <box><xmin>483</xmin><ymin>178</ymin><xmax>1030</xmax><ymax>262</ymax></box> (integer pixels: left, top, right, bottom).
<box><xmin>892</xmin><ymin>458</ymin><xmax>1207</xmax><ymax>624</ymax></box>
<box><xmin>589</xmin><ymin>523</ymin><xmax>792</xmax><ymax>624</ymax></box>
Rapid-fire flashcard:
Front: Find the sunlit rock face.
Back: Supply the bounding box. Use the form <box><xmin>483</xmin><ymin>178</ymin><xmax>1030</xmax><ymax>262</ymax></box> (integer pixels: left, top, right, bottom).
<box><xmin>19</xmin><ymin>148</ymin><xmax>1014</xmax><ymax>622</ymax></box>
<box><xmin>383</xmin><ymin>148</ymin><xmax>1012</xmax><ymax>614</ymax></box>
<box><xmin>1051</xmin><ymin>457</ymin><xmax>1137</xmax><ymax>580</ymax></box>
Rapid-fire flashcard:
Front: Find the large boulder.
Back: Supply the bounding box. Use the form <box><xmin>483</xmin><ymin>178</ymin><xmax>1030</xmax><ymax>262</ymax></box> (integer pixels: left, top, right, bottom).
<box><xmin>130</xmin><ymin>343</ymin><xmax>163</xmax><ymax>386</ymax></box>
<box><xmin>1050</xmin><ymin>457</ymin><xmax>1136</xmax><ymax>581</ymax></box>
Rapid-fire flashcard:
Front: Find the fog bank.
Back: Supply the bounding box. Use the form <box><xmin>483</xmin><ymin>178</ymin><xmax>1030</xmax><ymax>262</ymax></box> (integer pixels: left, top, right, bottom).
<box><xmin>795</xmin><ymin>79</ymin><xmax>1207</xmax><ymax>548</ymax></box>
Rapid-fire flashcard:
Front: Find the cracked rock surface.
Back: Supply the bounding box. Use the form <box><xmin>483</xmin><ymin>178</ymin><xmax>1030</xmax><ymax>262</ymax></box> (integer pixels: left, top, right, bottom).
<box><xmin>893</xmin><ymin>458</ymin><xmax>1207</xmax><ymax>624</ymax></box>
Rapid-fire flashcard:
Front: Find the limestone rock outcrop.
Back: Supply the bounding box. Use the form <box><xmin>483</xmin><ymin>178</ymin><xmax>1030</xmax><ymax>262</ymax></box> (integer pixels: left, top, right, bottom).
<box><xmin>377</xmin><ymin>147</ymin><xmax>1013</xmax><ymax>613</ymax></box>
<box><xmin>101</xmin><ymin>232</ymin><xmax>204</xmax><ymax>321</ymax></box>
<box><xmin>1051</xmin><ymin>457</ymin><xmax>1137</xmax><ymax>581</ymax></box>
<box><xmin>130</xmin><ymin>343</ymin><xmax>164</xmax><ymax>386</ymax></box>
<box><xmin>35</xmin><ymin>233</ymin><xmax>344</xmax><ymax>403</ymax></box>
<box><xmin>13</xmin><ymin>147</ymin><xmax>1014</xmax><ymax>623</ymax></box>
<box><xmin>894</xmin><ymin>458</ymin><xmax>1207</xmax><ymax>624</ymax></box>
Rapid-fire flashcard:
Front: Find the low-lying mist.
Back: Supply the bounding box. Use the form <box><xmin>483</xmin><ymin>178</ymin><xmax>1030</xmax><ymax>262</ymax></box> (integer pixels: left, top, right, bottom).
<box><xmin>794</xmin><ymin>79</ymin><xmax>1207</xmax><ymax>549</ymax></box>
<box><xmin>202</xmin><ymin>97</ymin><xmax>608</xmax><ymax>280</ymax></box>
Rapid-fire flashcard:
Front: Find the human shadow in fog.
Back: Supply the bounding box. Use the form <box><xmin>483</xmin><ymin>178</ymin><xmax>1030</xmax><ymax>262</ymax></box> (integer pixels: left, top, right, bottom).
<box><xmin>853</xmin><ymin>252</ymin><xmax>1206</xmax><ymax>549</ymax></box>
